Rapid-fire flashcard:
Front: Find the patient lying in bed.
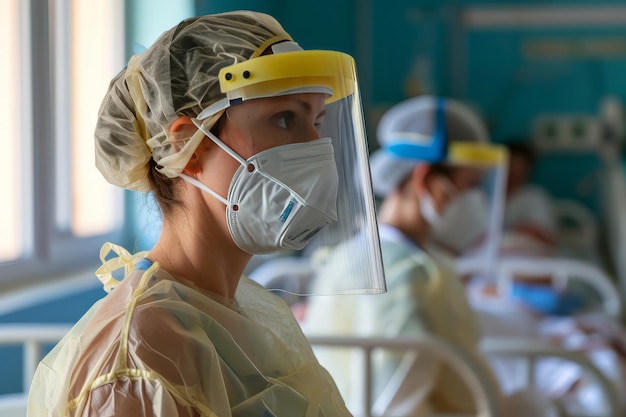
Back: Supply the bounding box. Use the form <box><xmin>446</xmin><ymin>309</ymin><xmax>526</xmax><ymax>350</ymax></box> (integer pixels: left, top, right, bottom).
<box><xmin>450</xmin><ymin>141</ymin><xmax>626</xmax><ymax>413</ymax></box>
<box><xmin>500</xmin><ymin>142</ymin><xmax>559</xmax><ymax>258</ymax></box>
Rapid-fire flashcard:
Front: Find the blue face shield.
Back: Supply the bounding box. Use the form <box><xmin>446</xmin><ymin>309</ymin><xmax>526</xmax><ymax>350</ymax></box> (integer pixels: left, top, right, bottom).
<box><xmin>511</xmin><ymin>282</ymin><xmax>584</xmax><ymax>316</ymax></box>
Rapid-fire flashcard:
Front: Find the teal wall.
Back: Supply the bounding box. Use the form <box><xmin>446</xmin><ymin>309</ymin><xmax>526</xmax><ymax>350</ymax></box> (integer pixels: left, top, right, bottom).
<box><xmin>193</xmin><ymin>0</ymin><xmax>626</xmax><ymax>216</ymax></box>
<box><xmin>128</xmin><ymin>0</ymin><xmax>194</xmax><ymax>52</ymax></box>
<box><xmin>458</xmin><ymin>4</ymin><xmax>626</xmax><ymax>214</ymax></box>
<box><xmin>465</xmin><ymin>27</ymin><xmax>626</xmax><ymax>142</ymax></box>
<box><xmin>194</xmin><ymin>1</ymin><xmax>626</xmax><ymax>135</ymax></box>
<box><xmin>125</xmin><ymin>0</ymin><xmax>626</xmax><ymax>240</ymax></box>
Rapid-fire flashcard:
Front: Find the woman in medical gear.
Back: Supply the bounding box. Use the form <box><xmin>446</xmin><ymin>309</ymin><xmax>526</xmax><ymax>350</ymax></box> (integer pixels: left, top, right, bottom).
<box><xmin>303</xmin><ymin>95</ymin><xmax>560</xmax><ymax>417</ymax></box>
<box><xmin>27</xmin><ymin>11</ymin><xmax>385</xmax><ymax>417</ymax></box>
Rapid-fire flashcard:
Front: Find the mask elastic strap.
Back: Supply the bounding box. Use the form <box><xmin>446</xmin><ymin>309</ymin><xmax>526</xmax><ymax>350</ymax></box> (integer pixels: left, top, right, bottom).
<box><xmin>187</xmin><ymin>116</ymin><xmax>310</xmax><ymax>208</ymax></box>
<box><xmin>179</xmin><ymin>118</ymin><xmax>253</xmax><ymax>208</ymax></box>
<box><xmin>179</xmin><ymin>173</ymin><xmax>231</xmax><ymax>207</ymax></box>
<box><xmin>191</xmin><ymin>117</ymin><xmax>248</xmax><ymax>166</ymax></box>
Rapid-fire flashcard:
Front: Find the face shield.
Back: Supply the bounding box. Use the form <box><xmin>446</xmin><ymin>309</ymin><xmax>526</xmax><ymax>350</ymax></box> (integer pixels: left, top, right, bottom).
<box><xmin>192</xmin><ymin>42</ymin><xmax>386</xmax><ymax>295</ymax></box>
<box><xmin>370</xmin><ymin>96</ymin><xmax>508</xmax><ymax>282</ymax></box>
<box><xmin>431</xmin><ymin>142</ymin><xmax>509</xmax><ymax>283</ymax></box>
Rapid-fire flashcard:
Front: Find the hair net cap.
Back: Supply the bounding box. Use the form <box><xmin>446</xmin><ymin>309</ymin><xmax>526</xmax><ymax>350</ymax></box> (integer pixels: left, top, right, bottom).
<box><xmin>369</xmin><ymin>95</ymin><xmax>489</xmax><ymax>197</ymax></box>
<box><xmin>95</xmin><ymin>11</ymin><xmax>292</xmax><ymax>192</ymax></box>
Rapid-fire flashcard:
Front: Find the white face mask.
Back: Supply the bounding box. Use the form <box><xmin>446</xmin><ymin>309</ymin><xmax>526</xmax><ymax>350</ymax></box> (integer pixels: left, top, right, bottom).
<box><xmin>420</xmin><ymin>192</ymin><xmax>441</xmax><ymax>226</ymax></box>
<box><xmin>419</xmin><ymin>177</ymin><xmax>455</xmax><ymax>227</ymax></box>
<box><xmin>429</xmin><ymin>189</ymin><xmax>488</xmax><ymax>254</ymax></box>
<box><xmin>180</xmin><ymin>131</ymin><xmax>339</xmax><ymax>255</ymax></box>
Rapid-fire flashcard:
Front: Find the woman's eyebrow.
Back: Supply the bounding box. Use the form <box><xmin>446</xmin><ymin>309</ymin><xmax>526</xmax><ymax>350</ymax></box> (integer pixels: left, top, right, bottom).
<box><xmin>290</xmin><ymin>96</ymin><xmax>326</xmax><ymax>114</ymax></box>
<box><xmin>271</xmin><ymin>97</ymin><xmax>326</xmax><ymax>119</ymax></box>
<box><xmin>291</xmin><ymin>97</ymin><xmax>313</xmax><ymax>112</ymax></box>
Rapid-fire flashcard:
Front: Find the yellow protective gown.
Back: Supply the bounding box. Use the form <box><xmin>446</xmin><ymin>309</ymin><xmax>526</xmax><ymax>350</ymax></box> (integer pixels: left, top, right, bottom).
<box><xmin>27</xmin><ymin>250</ymin><xmax>351</xmax><ymax>417</ymax></box>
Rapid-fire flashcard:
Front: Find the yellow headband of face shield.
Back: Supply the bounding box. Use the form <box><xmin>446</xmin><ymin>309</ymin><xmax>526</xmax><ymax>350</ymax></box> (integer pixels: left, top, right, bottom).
<box><xmin>217</xmin><ymin>50</ymin><xmax>357</xmax><ymax>104</ymax></box>
<box><xmin>448</xmin><ymin>142</ymin><xmax>508</xmax><ymax>168</ymax></box>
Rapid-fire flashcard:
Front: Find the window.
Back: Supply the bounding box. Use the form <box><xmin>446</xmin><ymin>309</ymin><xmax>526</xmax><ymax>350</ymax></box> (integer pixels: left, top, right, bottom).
<box><xmin>58</xmin><ymin>0</ymin><xmax>125</xmax><ymax>236</ymax></box>
<box><xmin>0</xmin><ymin>0</ymin><xmax>127</xmax><ymax>289</ymax></box>
<box><xmin>0</xmin><ymin>0</ymin><xmax>22</xmax><ymax>262</ymax></box>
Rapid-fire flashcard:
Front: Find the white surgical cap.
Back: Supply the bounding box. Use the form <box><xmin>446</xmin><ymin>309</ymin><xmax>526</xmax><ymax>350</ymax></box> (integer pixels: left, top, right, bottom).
<box><xmin>95</xmin><ymin>11</ymin><xmax>292</xmax><ymax>192</ymax></box>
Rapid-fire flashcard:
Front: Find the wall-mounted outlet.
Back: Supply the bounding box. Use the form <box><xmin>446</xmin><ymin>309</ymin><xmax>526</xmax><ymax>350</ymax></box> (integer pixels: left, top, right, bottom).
<box><xmin>532</xmin><ymin>114</ymin><xmax>600</xmax><ymax>152</ymax></box>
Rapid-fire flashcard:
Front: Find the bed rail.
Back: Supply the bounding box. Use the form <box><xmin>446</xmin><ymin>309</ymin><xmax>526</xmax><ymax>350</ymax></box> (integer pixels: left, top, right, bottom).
<box><xmin>0</xmin><ymin>323</ymin><xmax>72</xmax><ymax>393</ymax></box>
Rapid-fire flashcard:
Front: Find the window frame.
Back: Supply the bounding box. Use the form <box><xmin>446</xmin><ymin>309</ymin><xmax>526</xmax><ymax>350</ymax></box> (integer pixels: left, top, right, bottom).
<box><xmin>0</xmin><ymin>0</ymin><xmax>129</xmax><ymax>290</ymax></box>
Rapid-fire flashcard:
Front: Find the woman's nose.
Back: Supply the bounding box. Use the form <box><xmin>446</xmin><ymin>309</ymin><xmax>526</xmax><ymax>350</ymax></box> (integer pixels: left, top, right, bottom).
<box><xmin>302</xmin><ymin>124</ymin><xmax>322</xmax><ymax>142</ymax></box>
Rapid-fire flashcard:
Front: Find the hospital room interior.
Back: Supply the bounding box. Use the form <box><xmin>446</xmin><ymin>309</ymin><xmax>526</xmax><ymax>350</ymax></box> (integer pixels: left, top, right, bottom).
<box><xmin>4</xmin><ymin>0</ymin><xmax>626</xmax><ymax>416</ymax></box>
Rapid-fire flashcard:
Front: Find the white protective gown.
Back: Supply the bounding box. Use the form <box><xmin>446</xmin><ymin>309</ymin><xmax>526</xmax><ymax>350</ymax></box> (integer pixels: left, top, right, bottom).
<box><xmin>27</xmin><ymin>253</ymin><xmax>351</xmax><ymax>417</ymax></box>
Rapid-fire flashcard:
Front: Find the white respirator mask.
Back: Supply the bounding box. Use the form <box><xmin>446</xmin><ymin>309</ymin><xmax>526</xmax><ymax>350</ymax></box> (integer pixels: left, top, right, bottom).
<box><xmin>419</xmin><ymin>192</ymin><xmax>442</xmax><ymax>226</ymax></box>
<box><xmin>429</xmin><ymin>188</ymin><xmax>488</xmax><ymax>254</ymax></box>
<box><xmin>419</xmin><ymin>177</ymin><xmax>456</xmax><ymax>228</ymax></box>
<box><xmin>180</xmin><ymin>127</ymin><xmax>339</xmax><ymax>255</ymax></box>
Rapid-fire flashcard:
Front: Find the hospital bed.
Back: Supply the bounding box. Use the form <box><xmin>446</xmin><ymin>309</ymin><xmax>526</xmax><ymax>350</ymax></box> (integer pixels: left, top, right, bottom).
<box><xmin>602</xmin><ymin>152</ymin><xmax>626</xmax><ymax>312</ymax></box>
<box><xmin>460</xmin><ymin>255</ymin><xmax>625</xmax><ymax>416</ymax></box>
<box><xmin>530</xmin><ymin>112</ymin><xmax>626</xmax><ymax>313</ymax></box>
<box><xmin>248</xmin><ymin>256</ymin><xmax>622</xmax><ymax>417</ymax></box>
<box><xmin>307</xmin><ymin>334</ymin><xmax>500</xmax><ymax>417</ymax></box>
<box><xmin>552</xmin><ymin>198</ymin><xmax>599</xmax><ymax>261</ymax></box>
<box><xmin>457</xmin><ymin>254</ymin><xmax>622</xmax><ymax>319</ymax></box>
<box><xmin>306</xmin><ymin>334</ymin><xmax>620</xmax><ymax>417</ymax></box>
<box><xmin>455</xmin><ymin>195</ymin><xmax>625</xmax><ymax>416</ymax></box>
<box><xmin>0</xmin><ymin>321</ymin><xmax>618</xmax><ymax>417</ymax></box>
<box><xmin>496</xmin><ymin>257</ymin><xmax>621</xmax><ymax>317</ymax></box>
<box><xmin>249</xmin><ymin>249</ymin><xmax>623</xmax><ymax>319</ymax></box>
<box><xmin>455</xmin><ymin>189</ymin><xmax>623</xmax><ymax>319</ymax></box>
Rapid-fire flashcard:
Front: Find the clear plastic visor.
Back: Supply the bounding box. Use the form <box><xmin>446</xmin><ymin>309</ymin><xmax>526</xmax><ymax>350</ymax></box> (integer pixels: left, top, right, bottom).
<box><xmin>304</xmin><ymin>91</ymin><xmax>386</xmax><ymax>295</ymax></box>
<box><xmin>429</xmin><ymin>143</ymin><xmax>509</xmax><ymax>283</ymax></box>
<box><xmin>201</xmin><ymin>51</ymin><xmax>386</xmax><ymax>296</ymax></box>
<box><xmin>244</xmin><ymin>91</ymin><xmax>386</xmax><ymax>296</ymax></box>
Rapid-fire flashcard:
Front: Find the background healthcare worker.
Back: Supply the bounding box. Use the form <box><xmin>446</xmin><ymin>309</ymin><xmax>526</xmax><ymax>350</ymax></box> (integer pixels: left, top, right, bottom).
<box><xmin>27</xmin><ymin>11</ymin><xmax>386</xmax><ymax>417</ymax></box>
<box><xmin>303</xmin><ymin>95</ymin><xmax>560</xmax><ymax>417</ymax></box>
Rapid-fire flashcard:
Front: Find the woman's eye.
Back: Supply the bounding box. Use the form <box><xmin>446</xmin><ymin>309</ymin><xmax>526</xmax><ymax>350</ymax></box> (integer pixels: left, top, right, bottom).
<box><xmin>314</xmin><ymin>117</ymin><xmax>325</xmax><ymax>131</ymax></box>
<box><xmin>276</xmin><ymin>112</ymin><xmax>294</xmax><ymax>129</ymax></box>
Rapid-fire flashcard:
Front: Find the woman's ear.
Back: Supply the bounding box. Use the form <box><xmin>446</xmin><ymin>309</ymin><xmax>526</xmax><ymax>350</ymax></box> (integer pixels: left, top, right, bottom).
<box><xmin>170</xmin><ymin>115</ymin><xmax>194</xmax><ymax>133</ymax></box>
<box><xmin>183</xmin><ymin>153</ymin><xmax>202</xmax><ymax>175</ymax></box>
<box><xmin>409</xmin><ymin>163</ymin><xmax>431</xmax><ymax>195</ymax></box>
<box><xmin>169</xmin><ymin>115</ymin><xmax>198</xmax><ymax>155</ymax></box>
<box><xmin>424</xmin><ymin>170</ymin><xmax>455</xmax><ymax>213</ymax></box>
<box><xmin>170</xmin><ymin>116</ymin><xmax>202</xmax><ymax>175</ymax></box>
